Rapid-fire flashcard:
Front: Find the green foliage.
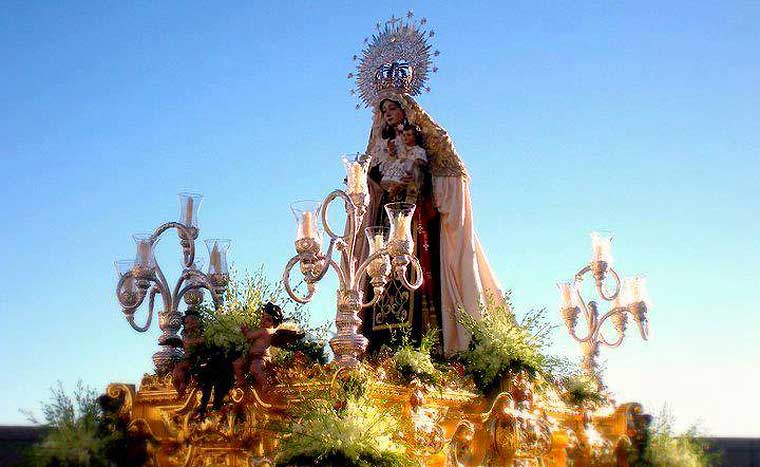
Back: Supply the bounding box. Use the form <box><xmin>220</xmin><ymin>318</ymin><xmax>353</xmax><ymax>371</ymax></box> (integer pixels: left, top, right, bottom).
<box><xmin>23</xmin><ymin>382</ymin><xmax>111</xmax><ymax>467</ymax></box>
<box><xmin>274</xmin><ymin>399</ymin><xmax>413</xmax><ymax>467</ymax></box>
<box><xmin>181</xmin><ymin>267</ymin><xmax>331</xmax><ymax>417</ymax></box>
<box><xmin>276</xmin><ymin>335</ymin><xmax>330</xmax><ymax>366</ymax></box>
<box><xmin>271</xmin><ymin>368</ymin><xmax>414</xmax><ymax>467</ymax></box>
<box><xmin>339</xmin><ymin>369</ymin><xmax>369</xmax><ymax>402</ymax></box>
<box><xmin>199</xmin><ymin>266</ymin><xmax>290</xmax><ymax>355</ymax></box>
<box><xmin>391</xmin><ymin>330</ymin><xmax>441</xmax><ymax>385</ymax></box>
<box><xmin>23</xmin><ymin>381</ymin><xmax>150</xmax><ymax>467</ymax></box>
<box><xmin>457</xmin><ymin>292</ymin><xmax>559</xmax><ymax>394</ymax></box>
<box><xmin>196</xmin><ymin>266</ymin><xmax>330</xmax><ymax>355</ymax></box>
<box><xmin>639</xmin><ymin>407</ymin><xmax>720</xmax><ymax>467</ymax></box>
<box><xmin>280</xmin><ymin>450</ymin><xmax>412</xmax><ymax>467</ymax></box>
<box><xmin>200</xmin><ymin>309</ymin><xmax>258</xmax><ymax>356</ymax></box>
<box><xmin>561</xmin><ymin>373</ymin><xmax>607</xmax><ymax>409</ymax></box>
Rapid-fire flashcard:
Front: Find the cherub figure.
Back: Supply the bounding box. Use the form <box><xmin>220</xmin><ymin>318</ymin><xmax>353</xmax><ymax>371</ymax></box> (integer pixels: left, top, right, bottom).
<box><xmin>233</xmin><ymin>302</ymin><xmax>304</xmax><ymax>392</ymax></box>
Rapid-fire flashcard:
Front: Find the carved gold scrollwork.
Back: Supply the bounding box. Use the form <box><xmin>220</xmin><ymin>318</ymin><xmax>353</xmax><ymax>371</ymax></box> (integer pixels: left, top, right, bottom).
<box><xmin>140</xmin><ymin>373</ymin><xmax>175</xmax><ymax>392</ymax></box>
<box><xmin>106</xmin><ymin>383</ymin><xmax>135</xmax><ymax>418</ymax></box>
<box><xmin>447</xmin><ymin>420</ymin><xmax>475</xmax><ymax>467</ymax></box>
<box><xmin>480</xmin><ymin>391</ymin><xmax>553</xmax><ymax>466</ymax></box>
<box><xmin>411</xmin><ymin>407</ymin><xmax>446</xmax><ymax>455</ymax></box>
<box><xmin>189</xmin><ymin>449</ymin><xmax>232</xmax><ymax>466</ymax></box>
<box><xmin>109</xmin><ymin>371</ymin><xmax>647</xmax><ymax>467</ymax></box>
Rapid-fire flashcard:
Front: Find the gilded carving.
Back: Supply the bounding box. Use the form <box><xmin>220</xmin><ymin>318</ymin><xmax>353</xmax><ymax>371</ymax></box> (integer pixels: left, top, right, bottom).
<box><xmin>107</xmin><ymin>364</ymin><xmax>651</xmax><ymax>467</ymax></box>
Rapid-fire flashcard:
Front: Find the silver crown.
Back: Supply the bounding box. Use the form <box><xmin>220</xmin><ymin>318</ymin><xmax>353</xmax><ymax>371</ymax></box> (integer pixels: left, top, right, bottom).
<box><xmin>348</xmin><ymin>11</ymin><xmax>440</xmax><ymax>109</ymax></box>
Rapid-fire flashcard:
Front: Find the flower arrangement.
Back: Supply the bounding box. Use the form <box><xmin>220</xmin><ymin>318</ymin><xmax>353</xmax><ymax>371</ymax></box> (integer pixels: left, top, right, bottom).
<box><xmin>275</xmin><ymin>401</ymin><xmax>413</xmax><ymax>467</ymax></box>
<box><xmin>457</xmin><ymin>292</ymin><xmax>560</xmax><ymax>395</ymax></box>
<box><xmin>199</xmin><ymin>266</ymin><xmax>292</xmax><ymax>354</ymax></box>
<box><xmin>273</xmin><ymin>368</ymin><xmax>415</xmax><ymax>467</ymax></box>
<box><xmin>391</xmin><ymin>330</ymin><xmax>441</xmax><ymax>385</ymax></box>
<box><xmin>196</xmin><ymin>266</ymin><xmax>328</xmax><ymax>361</ymax></box>
<box><xmin>560</xmin><ymin>373</ymin><xmax>607</xmax><ymax>409</ymax></box>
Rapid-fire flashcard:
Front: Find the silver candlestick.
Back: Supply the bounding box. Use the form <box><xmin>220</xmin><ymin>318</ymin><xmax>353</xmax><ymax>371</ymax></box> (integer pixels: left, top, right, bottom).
<box><xmin>557</xmin><ymin>231</ymin><xmax>651</xmax><ymax>382</ymax></box>
<box><xmin>282</xmin><ymin>154</ymin><xmax>424</xmax><ymax>367</ymax></box>
<box><xmin>115</xmin><ymin>192</ymin><xmax>231</xmax><ymax>375</ymax></box>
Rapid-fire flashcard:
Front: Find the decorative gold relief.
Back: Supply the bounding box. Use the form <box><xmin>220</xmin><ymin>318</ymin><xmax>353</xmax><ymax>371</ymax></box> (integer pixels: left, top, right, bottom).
<box><xmin>107</xmin><ymin>368</ymin><xmax>646</xmax><ymax>467</ymax></box>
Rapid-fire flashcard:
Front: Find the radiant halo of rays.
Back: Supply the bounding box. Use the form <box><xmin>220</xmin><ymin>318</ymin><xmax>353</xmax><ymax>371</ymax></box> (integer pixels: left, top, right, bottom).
<box><xmin>348</xmin><ymin>11</ymin><xmax>440</xmax><ymax>109</ymax></box>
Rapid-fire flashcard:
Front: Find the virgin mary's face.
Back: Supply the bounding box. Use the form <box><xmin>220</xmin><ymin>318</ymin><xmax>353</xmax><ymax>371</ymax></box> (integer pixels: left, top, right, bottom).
<box><xmin>381</xmin><ymin>100</ymin><xmax>404</xmax><ymax>127</ymax></box>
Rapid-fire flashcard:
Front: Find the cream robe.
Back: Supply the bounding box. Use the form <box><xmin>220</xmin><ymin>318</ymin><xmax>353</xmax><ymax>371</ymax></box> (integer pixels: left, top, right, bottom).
<box><xmin>433</xmin><ymin>176</ymin><xmax>503</xmax><ymax>355</ymax></box>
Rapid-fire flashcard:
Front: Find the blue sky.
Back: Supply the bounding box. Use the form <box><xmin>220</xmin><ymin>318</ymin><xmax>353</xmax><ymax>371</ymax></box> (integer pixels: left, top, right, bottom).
<box><xmin>1</xmin><ymin>1</ymin><xmax>758</xmax><ymax>435</ymax></box>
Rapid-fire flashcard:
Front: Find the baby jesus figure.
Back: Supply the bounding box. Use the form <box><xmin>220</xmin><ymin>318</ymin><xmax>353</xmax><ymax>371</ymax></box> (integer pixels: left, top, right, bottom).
<box><xmin>233</xmin><ymin>302</ymin><xmax>304</xmax><ymax>392</ymax></box>
<box><xmin>380</xmin><ymin>123</ymin><xmax>427</xmax><ymax>200</ymax></box>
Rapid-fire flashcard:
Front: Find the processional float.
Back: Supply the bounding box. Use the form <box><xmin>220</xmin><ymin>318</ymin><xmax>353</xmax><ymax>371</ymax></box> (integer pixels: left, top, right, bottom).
<box><xmin>107</xmin><ymin>11</ymin><xmax>653</xmax><ymax>467</ymax></box>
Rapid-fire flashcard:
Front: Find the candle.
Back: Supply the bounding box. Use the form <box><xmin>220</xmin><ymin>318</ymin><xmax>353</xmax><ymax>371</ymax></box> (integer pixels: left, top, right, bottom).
<box><xmin>364</xmin><ymin>226</ymin><xmax>389</xmax><ymax>259</ymax></box>
<box><xmin>178</xmin><ymin>192</ymin><xmax>203</xmax><ymax>228</ymax></box>
<box><xmin>210</xmin><ymin>241</ymin><xmax>222</xmax><ymax>274</ymax></box>
<box><xmin>629</xmin><ymin>275</ymin><xmax>647</xmax><ymax>304</ymax></box>
<box><xmin>557</xmin><ymin>282</ymin><xmax>575</xmax><ymax>309</ymax></box>
<box><xmin>590</xmin><ymin>231</ymin><xmax>613</xmax><ymax>264</ymax></box>
<box><xmin>593</xmin><ymin>243</ymin><xmax>603</xmax><ymax>260</ymax></box>
<box><xmin>372</xmin><ymin>233</ymin><xmax>384</xmax><ymax>252</ymax></box>
<box><xmin>204</xmin><ymin>239</ymin><xmax>231</xmax><ymax>276</ymax></box>
<box><xmin>115</xmin><ymin>260</ymin><xmax>137</xmax><ymax>294</ymax></box>
<box><xmin>384</xmin><ymin>202</ymin><xmax>416</xmax><ymax>251</ymax></box>
<box><xmin>302</xmin><ymin>211</ymin><xmax>317</xmax><ymax>239</ymax></box>
<box><xmin>343</xmin><ymin>155</ymin><xmax>369</xmax><ymax>196</ymax></box>
<box><xmin>291</xmin><ymin>201</ymin><xmax>320</xmax><ymax>242</ymax></box>
<box><xmin>184</xmin><ymin>196</ymin><xmax>194</xmax><ymax>226</ymax></box>
<box><xmin>348</xmin><ymin>164</ymin><xmax>357</xmax><ymax>192</ymax></box>
<box><xmin>630</xmin><ymin>280</ymin><xmax>639</xmax><ymax>302</ymax></box>
<box><xmin>137</xmin><ymin>240</ymin><xmax>152</xmax><ymax>267</ymax></box>
<box><xmin>394</xmin><ymin>215</ymin><xmax>410</xmax><ymax>241</ymax></box>
<box><xmin>348</xmin><ymin>162</ymin><xmax>366</xmax><ymax>194</ymax></box>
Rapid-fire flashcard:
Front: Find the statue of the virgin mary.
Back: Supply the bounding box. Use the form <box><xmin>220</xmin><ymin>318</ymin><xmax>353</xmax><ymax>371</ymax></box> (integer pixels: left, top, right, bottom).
<box><xmin>351</xmin><ymin>13</ymin><xmax>504</xmax><ymax>356</ymax></box>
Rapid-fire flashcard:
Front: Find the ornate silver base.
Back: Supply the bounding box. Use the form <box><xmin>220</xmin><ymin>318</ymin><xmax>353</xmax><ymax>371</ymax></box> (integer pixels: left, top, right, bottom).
<box><xmin>329</xmin><ymin>290</ymin><xmax>369</xmax><ymax>367</ymax></box>
<box><xmin>329</xmin><ymin>332</ymin><xmax>369</xmax><ymax>367</ymax></box>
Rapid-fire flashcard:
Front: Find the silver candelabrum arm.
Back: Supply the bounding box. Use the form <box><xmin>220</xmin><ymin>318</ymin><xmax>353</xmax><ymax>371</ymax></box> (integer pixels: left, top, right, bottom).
<box><xmin>115</xmin><ymin>194</ymin><xmax>230</xmax><ymax>375</ymax></box>
<box><xmin>558</xmin><ymin>233</ymin><xmax>651</xmax><ymax>383</ymax></box>
<box><xmin>282</xmin><ymin>158</ymin><xmax>424</xmax><ymax>367</ymax></box>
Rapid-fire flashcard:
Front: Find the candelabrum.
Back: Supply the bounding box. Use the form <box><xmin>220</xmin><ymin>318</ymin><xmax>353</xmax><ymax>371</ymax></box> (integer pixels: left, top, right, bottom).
<box><xmin>114</xmin><ymin>192</ymin><xmax>231</xmax><ymax>375</ymax></box>
<box><xmin>282</xmin><ymin>154</ymin><xmax>424</xmax><ymax>367</ymax></box>
<box><xmin>557</xmin><ymin>231</ymin><xmax>651</xmax><ymax>381</ymax></box>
